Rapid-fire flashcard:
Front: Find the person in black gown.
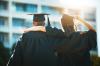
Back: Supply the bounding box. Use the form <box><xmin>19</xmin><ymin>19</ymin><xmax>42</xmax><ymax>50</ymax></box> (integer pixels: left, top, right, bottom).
<box><xmin>7</xmin><ymin>13</ymin><xmax>63</xmax><ymax>66</ymax></box>
<box><xmin>56</xmin><ymin>14</ymin><xmax>97</xmax><ymax>66</ymax></box>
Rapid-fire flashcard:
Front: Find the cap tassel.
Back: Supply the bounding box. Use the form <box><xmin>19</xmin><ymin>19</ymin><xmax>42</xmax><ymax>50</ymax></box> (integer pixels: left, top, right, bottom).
<box><xmin>47</xmin><ymin>15</ymin><xmax>51</xmax><ymax>28</ymax></box>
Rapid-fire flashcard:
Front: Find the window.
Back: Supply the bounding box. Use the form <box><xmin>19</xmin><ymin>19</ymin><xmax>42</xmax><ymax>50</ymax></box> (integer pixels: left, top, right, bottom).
<box><xmin>14</xmin><ymin>3</ymin><xmax>37</xmax><ymax>13</ymax></box>
<box><xmin>26</xmin><ymin>4</ymin><xmax>37</xmax><ymax>13</ymax></box>
<box><xmin>12</xmin><ymin>18</ymin><xmax>25</xmax><ymax>27</ymax></box>
<box><xmin>24</xmin><ymin>21</ymin><xmax>32</xmax><ymax>28</ymax></box>
<box><xmin>0</xmin><ymin>33</ymin><xmax>5</xmax><ymax>42</ymax></box>
<box><xmin>0</xmin><ymin>18</ymin><xmax>5</xmax><ymax>26</ymax></box>
<box><xmin>0</xmin><ymin>1</ymin><xmax>8</xmax><ymax>11</ymax></box>
<box><xmin>15</xmin><ymin>3</ymin><xmax>26</xmax><ymax>12</ymax></box>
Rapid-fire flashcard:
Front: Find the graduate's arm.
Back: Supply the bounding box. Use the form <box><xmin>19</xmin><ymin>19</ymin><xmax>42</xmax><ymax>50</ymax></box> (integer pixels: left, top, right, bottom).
<box><xmin>7</xmin><ymin>36</ymin><xmax>23</xmax><ymax>66</ymax></box>
<box><xmin>75</xmin><ymin>16</ymin><xmax>97</xmax><ymax>49</ymax></box>
<box><xmin>76</xmin><ymin>16</ymin><xmax>96</xmax><ymax>32</ymax></box>
<box><xmin>46</xmin><ymin>27</ymin><xmax>65</xmax><ymax>38</ymax></box>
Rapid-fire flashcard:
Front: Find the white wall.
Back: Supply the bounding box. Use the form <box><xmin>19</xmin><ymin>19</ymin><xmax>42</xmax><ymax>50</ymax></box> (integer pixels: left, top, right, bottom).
<box><xmin>96</xmin><ymin>0</ymin><xmax>100</xmax><ymax>57</ymax></box>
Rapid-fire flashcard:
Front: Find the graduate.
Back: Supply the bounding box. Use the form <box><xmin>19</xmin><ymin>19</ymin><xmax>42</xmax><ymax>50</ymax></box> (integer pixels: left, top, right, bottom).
<box><xmin>7</xmin><ymin>13</ymin><xmax>64</xmax><ymax>66</ymax></box>
<box><xmin>56</xmin><ymin>14</ymin><xmax>97</xmax><ymax>66</ymax></box>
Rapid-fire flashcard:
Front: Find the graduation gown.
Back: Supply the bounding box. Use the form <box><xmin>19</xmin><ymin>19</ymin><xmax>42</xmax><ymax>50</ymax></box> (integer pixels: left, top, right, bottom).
<box><xmin>54</xmin><ymin>30</ymin><xmax>97</xmax><ymax>66</ymax></box>
<box><xmin>7</xmin><ymin>30</ymin><xmax>64</xmax><ymax>66</ymax></box>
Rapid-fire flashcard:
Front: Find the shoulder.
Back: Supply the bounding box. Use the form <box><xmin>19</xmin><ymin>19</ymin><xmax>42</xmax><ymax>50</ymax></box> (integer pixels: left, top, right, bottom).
<box><xmin>46</xmin><ymin>27</ymin><xmax>63</xmax><ymax>33</ymax></box>
<box><xmin>46</xmin><ymin>27</ymin><xmax>65</xmax><ymax>38</ymax></box>
<box><xmin>79</xmin><ymin>30</ymin><xmax>96</xmax><ymax>36</ymax></box>
<box><xmin>74</xmin><ymin>30</ymin><xmax>96</xmax><ymax>38</ymax></box>
<box><xmin>24</xmin><ymin>26</ymin><xmax>46</xmax><ymax>33</ymax></box>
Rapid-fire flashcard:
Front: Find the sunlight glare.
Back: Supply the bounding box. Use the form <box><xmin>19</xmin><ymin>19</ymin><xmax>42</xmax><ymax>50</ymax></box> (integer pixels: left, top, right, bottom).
<box><xmin>59</xmin><ymin>0</ymin><xmax>96</xmax><ymax>9</ymax></box>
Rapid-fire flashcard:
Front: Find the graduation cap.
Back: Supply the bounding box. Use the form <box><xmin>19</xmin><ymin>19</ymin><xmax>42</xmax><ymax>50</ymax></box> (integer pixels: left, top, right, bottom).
<box><xmin>28</xmin><ymin>13</ymin><xmax>51</xmax><ymax>27</ymax></box>
<box><xmin>28</xmin><ymin>13</ymin><xmax>49</xmax><ymax>22</ymax></box>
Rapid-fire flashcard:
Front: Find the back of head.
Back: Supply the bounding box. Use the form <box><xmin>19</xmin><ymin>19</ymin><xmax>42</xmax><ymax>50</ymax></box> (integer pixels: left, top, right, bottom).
<box><xmin>61</xmin><ymin>14</ymin><xmax>74</xmax><ymax>27</ymax></box>
<box><xmin>33</xmin><ymin>14</ymin><xmax>46</xmax><ymax>26</ymax></box>
<box><xmin>61</xmin><ymin>14</ymin><xmax>75</xmax><ymax>36</ymax></box>
<box><xmin>29</xmin><ymin>13</ymin><xmax>49</xmax><ymax>26</ymax></box>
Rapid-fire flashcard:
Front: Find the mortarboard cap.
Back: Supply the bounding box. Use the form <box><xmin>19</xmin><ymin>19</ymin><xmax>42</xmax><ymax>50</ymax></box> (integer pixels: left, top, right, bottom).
<box><xmin>29</xmin><ymin>13</ymin><xmax>49</xmax><ymax>22</ymax></box>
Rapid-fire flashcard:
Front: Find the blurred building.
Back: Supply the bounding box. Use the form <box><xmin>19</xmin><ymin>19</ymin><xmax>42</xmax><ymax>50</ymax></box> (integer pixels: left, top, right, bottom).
<box><xmin>0</xmin><ymin>0</ymin><xmax>63</xmax><ymax>48</ymax></box>
<box><xmin>0</xmin><ymin>0</ymin><xmax>96</xmax><ymax>55</ymax></box>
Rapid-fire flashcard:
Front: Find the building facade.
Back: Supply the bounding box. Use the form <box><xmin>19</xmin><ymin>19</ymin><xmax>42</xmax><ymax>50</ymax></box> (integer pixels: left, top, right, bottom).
<box><xmin>0</xmin><ymin>0</ymin><xmax>63</xmax><ymax>48</ymax></box>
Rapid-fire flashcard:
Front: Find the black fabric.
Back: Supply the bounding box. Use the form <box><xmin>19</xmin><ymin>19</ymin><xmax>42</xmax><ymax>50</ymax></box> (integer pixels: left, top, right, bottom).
<box><xmin>7</xmin><ymin>27</ymin><xmax>97</xmax><ymax>66</ymax></box>
<box><xmin>7</xmin><ymin>31</ymin><xmax>61</xmax><ymax>66</ymax></box>
<box><xmin>55</xmin><ymin>30</ymin><xmax>97</xmax><ymax>66</ymax></box>
<box><xmin>46</xmin><ymin>27</ymin><xmax>97</xmax><ymax>66</ymax></box>
<box><xmin>32</xmin><ymin>13</ymin><xmax>49</xmax><ymax>22</ymax></box>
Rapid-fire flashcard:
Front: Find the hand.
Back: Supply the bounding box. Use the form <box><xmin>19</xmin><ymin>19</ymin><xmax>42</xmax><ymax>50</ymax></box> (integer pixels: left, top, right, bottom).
<box><xmin>74</xmin><ymin>16</ymin><xmax>96</xmax><ymax>32</ymax></box>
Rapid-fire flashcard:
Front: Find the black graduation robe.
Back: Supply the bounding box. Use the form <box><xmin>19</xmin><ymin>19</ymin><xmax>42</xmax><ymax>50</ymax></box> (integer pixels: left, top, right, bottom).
<box><xmin>7</xmin><ymin>30</ymin><xmax>65</xmax><ymax>66</ymax></box>
<box><xmin>54</xmin><ymin>30</ymin><xmax>97</xmax><ymax>66</ymax></box>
